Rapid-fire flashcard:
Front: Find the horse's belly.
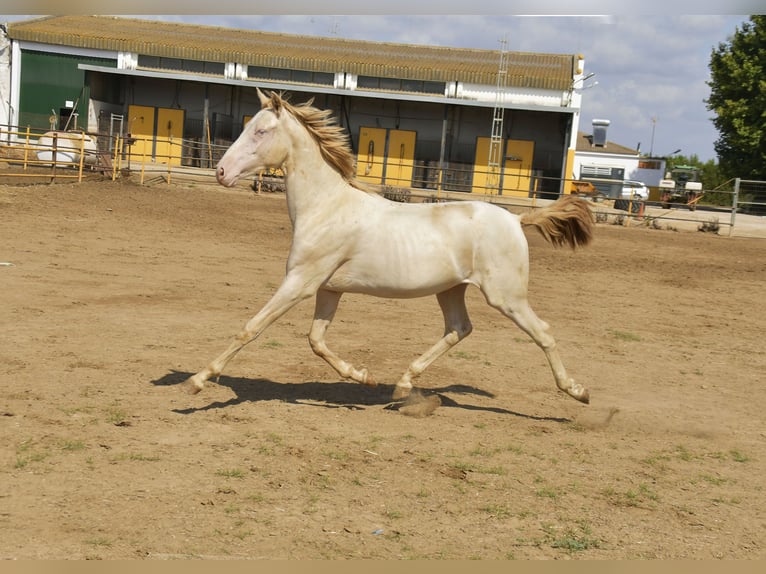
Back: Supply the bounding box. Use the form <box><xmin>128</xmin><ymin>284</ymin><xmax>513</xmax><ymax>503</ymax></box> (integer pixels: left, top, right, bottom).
<box><xmin>323</xmin><ymin>256</ymin><xmax>470</xmax><ymax>298</ymax></box>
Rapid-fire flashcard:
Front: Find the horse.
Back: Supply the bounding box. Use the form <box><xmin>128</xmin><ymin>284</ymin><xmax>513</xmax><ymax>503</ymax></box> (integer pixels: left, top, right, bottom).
<box><xmin>180</xmin><ymin>88</ymin><xmax>594</xmax><ymax>405</ymax></box>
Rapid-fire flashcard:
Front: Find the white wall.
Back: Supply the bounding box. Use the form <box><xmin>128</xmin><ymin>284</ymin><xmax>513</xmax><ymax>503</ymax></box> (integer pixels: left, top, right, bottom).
<box><xmin>0</xmin><ymin>29</ymin><xmax>11</xmax><ymax>131</ymax></box>
<box><xmin>574</xmin><ymin>151</ymin><xmax>665</xmax><ymax>187</ymax></box>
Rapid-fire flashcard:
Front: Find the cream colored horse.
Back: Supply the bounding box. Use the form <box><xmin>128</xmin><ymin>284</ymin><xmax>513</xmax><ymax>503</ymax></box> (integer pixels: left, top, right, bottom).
<box><xmin>181</xmin><ymin>89</ymin><xmax>594</xmax><ymax>405</ymax></box>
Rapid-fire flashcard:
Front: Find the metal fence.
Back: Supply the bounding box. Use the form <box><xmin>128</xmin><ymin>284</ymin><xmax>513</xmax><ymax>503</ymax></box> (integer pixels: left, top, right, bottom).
<box><xmin>1</xmin><ymin>126</ymin><xmax>764</xmax><ymax>237</ymax></box>
<box><xmin>0</xmin><ymin>124</ymin><xmax>120</xmax><ymax>182</ymax></box>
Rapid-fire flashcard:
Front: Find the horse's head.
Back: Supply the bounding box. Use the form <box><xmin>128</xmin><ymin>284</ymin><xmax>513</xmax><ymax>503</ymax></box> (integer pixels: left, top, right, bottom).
<box><xmin>215</xmin><ymin>89</ymin><xmax>290</xmax><ymax>187</ymax></box>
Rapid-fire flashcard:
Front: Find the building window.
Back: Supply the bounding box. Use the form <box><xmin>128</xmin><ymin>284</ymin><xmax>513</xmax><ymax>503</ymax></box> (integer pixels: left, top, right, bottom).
<box><xmin>137</xmin><ymin>55</ymin><xmax>224</xmax><ymax>76</ymax></box>
<box><xmin>638</xmin><ymin>159</ymin><xmax>662</xmax><ymax>170</ymax></box>
<box><xmin>248</xmin><ymin>66</ymin><xmax>334</xmax><ymax>86</ymax></box>
<box><xmin>357</xmin><ymin>75</ymin><xmax>445</xmax><ymax>94</ymax></box>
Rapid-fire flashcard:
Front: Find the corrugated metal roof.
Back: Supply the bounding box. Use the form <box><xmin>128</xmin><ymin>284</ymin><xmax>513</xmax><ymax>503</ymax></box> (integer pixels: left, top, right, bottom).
<box><xmin>7</xmin><ymin>15</ymin><xmax>577</xmax><ymax>91</ymax></box>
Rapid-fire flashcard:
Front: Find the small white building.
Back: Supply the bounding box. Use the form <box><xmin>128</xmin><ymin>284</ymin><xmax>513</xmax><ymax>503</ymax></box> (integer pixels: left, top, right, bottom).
<box><xmin>573</xmin><ymin>119</ymin><xmax>666</xmax><ymax>198</ymax></box>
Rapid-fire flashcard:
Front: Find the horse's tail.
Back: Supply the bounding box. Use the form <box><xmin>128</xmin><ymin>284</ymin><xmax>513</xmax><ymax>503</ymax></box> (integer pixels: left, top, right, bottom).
<box><xmin>520</xmin><ymin>195</ymin><xmax>594</xmax><ymax>249</ymax></box>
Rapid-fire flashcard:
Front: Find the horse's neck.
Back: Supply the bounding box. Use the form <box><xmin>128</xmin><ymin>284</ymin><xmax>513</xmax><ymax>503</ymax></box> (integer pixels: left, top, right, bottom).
<box><xmin>282</xmin><ymin>137</ymin><xmax>359</xmax><ymax>226</ymax></box>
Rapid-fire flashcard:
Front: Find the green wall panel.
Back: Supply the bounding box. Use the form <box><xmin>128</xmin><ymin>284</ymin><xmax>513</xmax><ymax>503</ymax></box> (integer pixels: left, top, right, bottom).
<box><xmin>18</xmin><ymin>51</ymin><xmax>115</xmax><ymax>129</ymax></box>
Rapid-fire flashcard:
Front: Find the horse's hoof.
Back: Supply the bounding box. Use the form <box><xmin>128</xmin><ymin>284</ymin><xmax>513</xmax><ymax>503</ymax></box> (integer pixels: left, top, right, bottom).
<box><xmin>180</xmin><ymin>378</ymin><xmax>203</xmax><ymax>395</ymax></box>
<box><xmin>572</xmin><ymin>388</ymin><xmax>590</xmax><ymax>405</ymax></box>
<box><xmin>361</xmin><ymin>370</ymin><xmax>377</xmax><ymax>387</ymax></box>
<box><xmin>392</xmin><ymin>385</ymin><xmax>412</xmax><ymax>401</ymax></box>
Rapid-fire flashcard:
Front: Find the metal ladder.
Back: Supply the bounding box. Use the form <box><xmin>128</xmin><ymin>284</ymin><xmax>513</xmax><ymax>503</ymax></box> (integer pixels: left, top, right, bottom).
<box><xmin>487</xmin><ymin>37</ymin><xmax>509</xmax><ymax>195</ymax></box>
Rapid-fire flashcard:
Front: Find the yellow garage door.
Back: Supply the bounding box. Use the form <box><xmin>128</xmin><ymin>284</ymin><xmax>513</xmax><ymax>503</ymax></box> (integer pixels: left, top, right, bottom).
<box><xmin>127</xmin><ymin>105</ymin><xmax>155</xmax><ymax>161</ymax></box>
<box><xmin>356</xmin><ymin>127</ymin><xmax>386</xmax><ymax>184</ymax></box>
<box><xmin>472</xmin><ymin>137</ymin><xmax>534</xmax><ymax>196</ymax></box>
<box><xmin>385</xmin><ymin>130</ymin><xmax>416</xmax><ymax>187</ymax></box>
<box><xmin>155</xmin><ymin>108</ymin><xmax>185</xmax><ymax>166</ymax></box>
<box><xmin>127</xmin><ymin>106</ymin><xmax>184</xmax><ymax>165</ymax></box>
<box><xmin>501</xmin><ymin>139</ymin><xmax>534</xmax><ymax>197</ymax></box>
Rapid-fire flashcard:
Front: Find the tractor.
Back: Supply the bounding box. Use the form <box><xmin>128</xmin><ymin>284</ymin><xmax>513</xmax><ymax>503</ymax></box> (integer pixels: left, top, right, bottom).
<box><xmin>659</xmin><ymin>165</ymin><xmax>703</xmax><ymax>210</ymax></box>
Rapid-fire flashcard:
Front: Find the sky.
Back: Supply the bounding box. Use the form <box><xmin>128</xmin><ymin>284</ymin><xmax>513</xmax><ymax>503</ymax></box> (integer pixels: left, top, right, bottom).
<box><xmin>1</xmin><ymin>6</ymin><xmax>756</xmax><ymax>163</ymax></box>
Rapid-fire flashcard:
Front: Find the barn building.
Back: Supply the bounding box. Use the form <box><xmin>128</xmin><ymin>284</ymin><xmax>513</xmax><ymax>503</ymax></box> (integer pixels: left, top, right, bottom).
<box><xmin>1</xmin><ymin>15</ymin><xmax>591</xmax><ymax>197</ymax></box>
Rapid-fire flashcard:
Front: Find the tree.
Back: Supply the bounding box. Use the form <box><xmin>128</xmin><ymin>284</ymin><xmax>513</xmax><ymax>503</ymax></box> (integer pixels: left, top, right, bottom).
<box><xmin>706</xmin><ymin>16</ymin><xmax>766</xmax><ymax>180</ymax></box>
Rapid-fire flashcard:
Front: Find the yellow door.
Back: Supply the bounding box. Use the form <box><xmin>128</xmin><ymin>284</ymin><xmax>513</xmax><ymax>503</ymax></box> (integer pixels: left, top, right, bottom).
<box><xmin>472</xmin><ymin>137</ymin><xmax>535</xmax><ymax>196</ymax></box>
<box><xmin>501</xmin><ymin>139</ymin><xmax>534</xmax><ymax>197</ymax></box>
<box><xmin>472</xmin><ymin>137</ymin><xmax>497</xmax><ymax>194</ymax></box>
<box><xmin>384</xmin><ymin>130</ymin><xmax>416</xmax><ymax>187</ymax></box>
<box><xmin>155</xmin><ymin>108</ymin><xmax>185</xmax><ymax>165</ymax></box>
<box><xmin>127</xmin><ymin>105</ymin><xmax>155</xmax><ymax>161</ymax></box>
<box><xmin>356</xmin><ymin>127</ymin><xmax>386</xmax><ymax>184</ymax></box>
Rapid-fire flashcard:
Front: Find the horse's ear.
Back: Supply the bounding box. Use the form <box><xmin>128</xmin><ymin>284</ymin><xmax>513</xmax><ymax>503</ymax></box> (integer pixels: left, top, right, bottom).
<box><xmin>257</xmin><ymin>88</ymin><xmax>270</xmax><ymax>108</ymax></box>
<box><xmin>269</xmin><ymin>92</ymin><xmax>283</xmax><ymax>116</ymax></box>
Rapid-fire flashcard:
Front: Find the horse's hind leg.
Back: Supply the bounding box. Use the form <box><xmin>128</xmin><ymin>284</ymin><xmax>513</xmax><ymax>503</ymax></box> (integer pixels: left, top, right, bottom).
<box><xmin>484</xmin><ymin>290</ymin><xmax>589</xmax><ymax>404</ymax></box>
<box><xmin>308</xmin><ymin>288</ymin><xmax>375</xmax><ymax>386</ymax></box>
<box><xmin>393</xmin><ymin>284</ymin><xmax>473</xmax><ymax>400</ymax></box>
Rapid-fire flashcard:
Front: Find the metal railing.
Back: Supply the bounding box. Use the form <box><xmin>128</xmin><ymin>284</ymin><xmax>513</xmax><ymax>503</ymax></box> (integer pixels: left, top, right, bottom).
<box><xmin>1</xmin><ymin>126</ymin><xmax>762</xmax><ymax>237</ymax></box>
<box><xmin>0</xmin><ymin>124</ymin><xmax>122</xmax><ymax>182</ymax></box>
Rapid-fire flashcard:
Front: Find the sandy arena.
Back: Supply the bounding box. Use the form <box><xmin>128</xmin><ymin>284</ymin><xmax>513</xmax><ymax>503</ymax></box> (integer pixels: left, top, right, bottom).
<box><xmin>1</xmin><ymin>176</ymin><xmax>764</xmax><ymax>559</ymax></box>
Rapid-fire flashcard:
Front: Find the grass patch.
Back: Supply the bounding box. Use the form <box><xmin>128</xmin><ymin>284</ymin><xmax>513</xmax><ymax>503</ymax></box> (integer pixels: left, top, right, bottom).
<box><xmin>480</xmin><ymin>504</ymin><xmax>513</xmax><ymax>519</ymax></box>
<box><xmin>113</xmin><ymin>452</ymin><xmax>160</xmax><ymax>462</ymax></box>
<box><xmin>610</xmin><ymin>329</ymin><xmax>641</xmax><ymax>342</ymax></box>
<box><xmin>449</xmin><ymin>461</ymin><xmax>506</xmax><ymax>476</ymax></box>
<box><xmin>535</xmin><ymin>486</ymin><xmax>558</xmax><ymax>500</ymax></box>
<box><xmin>216</xmin><ymin>468</ymin><xmax>246</xmax><ymax>479</ymax></box>
<box><xmin>545</xmin><ymin>522</ymin><xmax>601</xmax><ymax>553</ymax></box>
<box><xmin>60</xmin><ymin>440</ymin><xmax>86</xmax><ymax>452</ymax></box>
<box><xmin>701</xmin><ymin>473</ymin><xmax>728</xmax><ymax>486</ymax></box>
<box><xmin>85</xmin><ymin>537</ymin><xmax>113</xmax><ymax>548</ymax></box>
<box><xmin>729</xmin><ymin>449</ymin><xmax>750</xmax><ymax>463</ymax></box>
<box><xmin>674</xmin><ymin>444</ymin><xmax>696</xmax><ymax>461</ymax></box>
<box><xmin>602</xmin><ymin>482</ymin><xmax>659</xmax><ymax>508</ymax></box>
<box><xmin>323</xmin><ymin>449</ymin><xmax>349</xmax><ymax>462</ymax></box>
<box><xmin>105</xmin><ymin>407</ymin><xmax>129</xmax><ymax>426</ymax></box>
<box><xmin>551</xmin><ymin>530</ymin><xmax>600</xmax><ymax>552</ymax></box>
<box><xmin>451</xmin><ymin>351</ymin><xmax>480</xmax><ymax>361</ymax></box>
<box><xmin>14</xmin><ymin>439</ymin><xmax>49</xmax><ymax>469</ymax></box>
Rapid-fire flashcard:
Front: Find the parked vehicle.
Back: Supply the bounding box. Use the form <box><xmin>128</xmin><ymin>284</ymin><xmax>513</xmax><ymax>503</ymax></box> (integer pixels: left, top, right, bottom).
<box><xmin>659</xmin><ymin>165</ymin><xmax>703</xmax><ymax>210</ymax></box>
<box><xmin>621</xmin><ymin>180</ymin><xmax>649</xmax><ymax>200</ymax></box>
<box><xmin>614</xmin><ymin>180</ymin><xmax>647</xmax><ymax>213</ymax></box>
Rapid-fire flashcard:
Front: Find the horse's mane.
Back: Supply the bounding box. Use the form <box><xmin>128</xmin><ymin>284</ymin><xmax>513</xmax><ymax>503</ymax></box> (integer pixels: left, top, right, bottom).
<box><xmin>262</xmin><ymin>91</ymin><xmax>373</xmax><ymax>193</ymax></box>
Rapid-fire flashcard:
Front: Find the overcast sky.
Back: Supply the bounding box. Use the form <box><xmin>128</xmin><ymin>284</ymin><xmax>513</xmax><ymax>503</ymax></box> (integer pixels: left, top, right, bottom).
<box><xmin>3</xmin><ymin>8</ymin><xmax>753</xmax><ymax>162</ymax></box>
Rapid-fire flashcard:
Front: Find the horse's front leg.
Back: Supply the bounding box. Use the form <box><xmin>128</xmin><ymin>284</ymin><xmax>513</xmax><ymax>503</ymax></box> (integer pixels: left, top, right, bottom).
<box><xmin>180</xmin><ymin>273</ymin><xmax>317</xmax><ymax>395</ymax></box>
<box><xmin>308</xmin><ymin>288</ymin><xmax>375</xmax><ymax>386</ymax></box>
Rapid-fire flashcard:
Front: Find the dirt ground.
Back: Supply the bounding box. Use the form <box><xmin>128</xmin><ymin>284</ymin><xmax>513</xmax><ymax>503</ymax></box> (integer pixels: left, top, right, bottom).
<box><xmin>1</xmin><ymin>176</ymin><xmax>764</xmax><ymax>560</ymax></box>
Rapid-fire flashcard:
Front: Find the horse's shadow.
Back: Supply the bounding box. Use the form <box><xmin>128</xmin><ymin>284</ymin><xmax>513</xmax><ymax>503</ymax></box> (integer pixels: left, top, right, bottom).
<box><xmin>151</xmin><ymin>370</ymin><xmax>570</xmax><ymax>423</ymax></box>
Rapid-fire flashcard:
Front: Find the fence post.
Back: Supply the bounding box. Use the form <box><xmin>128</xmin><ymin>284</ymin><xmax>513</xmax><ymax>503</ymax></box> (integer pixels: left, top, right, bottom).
<box><xmin>111</xmin><ymin>134</ymin><xmax>119</xmax><ymax>181</ymax></box>
<box><xmin>50</xmin><ymin>133</ymin><xmax>58</xmax><ymax>183</ymax></box>
<box><xmin>23</xmin><ymin>126</ymin><xmax>31</xmax><ymax>170</ymax></box>
<box><xmin>140</xmin><ymin>141</ymin><xmax>147</xmax><ymax>185</ymax></box>
<box><xmin>729</xmin><ymin>178</ymin><xmax>740</xmax><ymax>237</ymax></box>
<box><xmin>77</xmin><ymin>132</ymin><xmax>85</xmax><ymax>183</ymax></box>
